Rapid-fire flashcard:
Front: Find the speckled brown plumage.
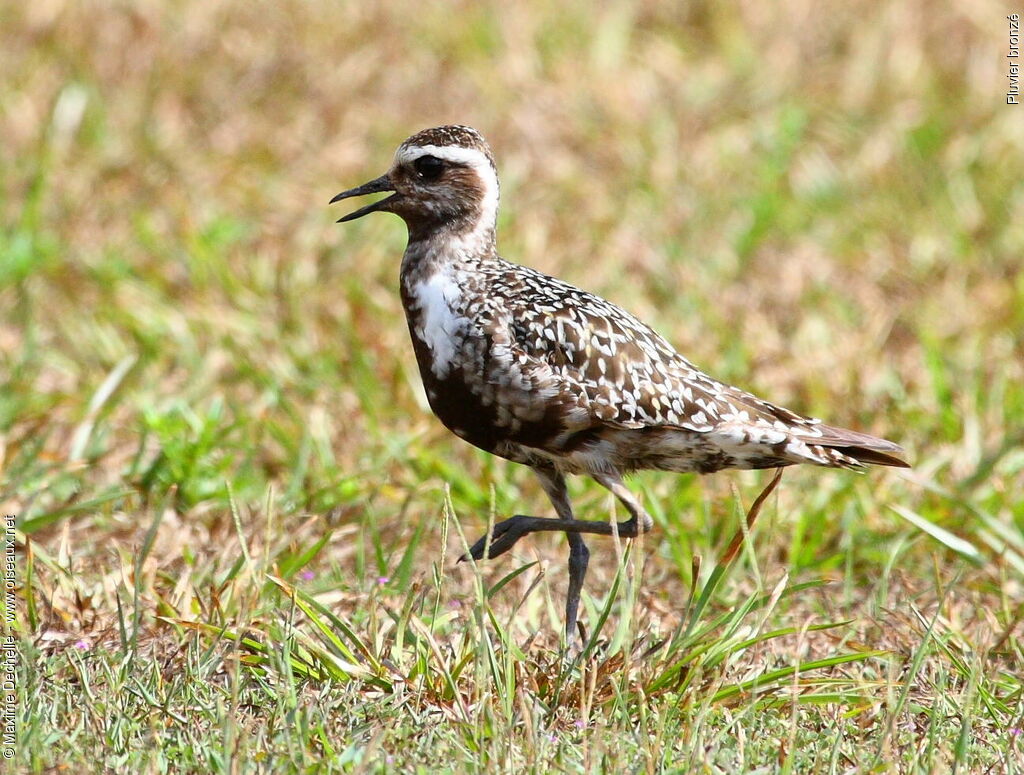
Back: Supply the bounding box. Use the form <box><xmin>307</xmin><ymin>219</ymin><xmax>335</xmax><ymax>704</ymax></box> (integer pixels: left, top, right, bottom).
<box><xmin>332</xmin><ymin>125</ymin><xmax>908</xmax><ymax>643</ymax></box>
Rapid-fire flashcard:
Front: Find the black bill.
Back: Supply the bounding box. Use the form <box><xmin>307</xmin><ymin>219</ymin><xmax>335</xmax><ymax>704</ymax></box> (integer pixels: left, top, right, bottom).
<box><xmin>330</xmin><ymin>174</ymin><xmax>397</xmax><ymax>222</ymax></box>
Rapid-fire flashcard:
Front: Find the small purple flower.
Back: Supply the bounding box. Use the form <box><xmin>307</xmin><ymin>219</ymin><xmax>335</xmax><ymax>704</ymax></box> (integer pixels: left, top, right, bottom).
<box><xmin>573</xmin><ymin>719</ymin><xmax>586</xmax><ymax>730</ymax></box>
<box><xmin>376</xmin><ymin>576</ymin><xmax>390</xmax><ymax>585</ymax></box>
<box><xmin>299</xmin><ymin>570</ymin><xmax>315</xmax><ymax>581</ymax></box>
<box><xmin>73</xmin><ymin>639</ymin><xmax>89</xmax><ymax>650</ymax></box>
<box><xmin>1012</xmin><ymin>728</ymin><xmax>1023</xmax><ymax>737</ymax></box>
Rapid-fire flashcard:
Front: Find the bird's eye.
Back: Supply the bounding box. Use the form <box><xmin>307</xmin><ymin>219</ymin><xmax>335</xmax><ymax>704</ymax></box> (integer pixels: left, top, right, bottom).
<box><xmin>413</xmin><ymin>155</ymin><xmax>445</xmax><ymax>181</ymax></box>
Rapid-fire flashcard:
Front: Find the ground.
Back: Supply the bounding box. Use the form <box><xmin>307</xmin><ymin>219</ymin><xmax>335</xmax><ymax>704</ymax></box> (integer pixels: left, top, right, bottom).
<box><xmin>3</xmin><ymin>0</ymin><xmax>1023</xmax><ymax>772</ymax></box>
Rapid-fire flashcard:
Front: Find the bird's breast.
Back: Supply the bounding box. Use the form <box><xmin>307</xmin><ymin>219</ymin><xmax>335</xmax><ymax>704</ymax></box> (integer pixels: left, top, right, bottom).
<box><xmin>403</xmin><ymin>270</ymin><xmax>473</xmax><ymax>381</ymax></box>
<box><xmin>399</xmin><ymin>269</ymin><xmax>578</xmax><ymax>460</ymax></box>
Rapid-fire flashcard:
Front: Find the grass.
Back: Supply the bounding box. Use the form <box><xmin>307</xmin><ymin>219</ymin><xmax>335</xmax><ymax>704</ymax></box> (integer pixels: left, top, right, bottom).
<box><xmin>3</xmin><ymin>0</ymin><xmax>1024</xmax><ymax>771</ymax></box>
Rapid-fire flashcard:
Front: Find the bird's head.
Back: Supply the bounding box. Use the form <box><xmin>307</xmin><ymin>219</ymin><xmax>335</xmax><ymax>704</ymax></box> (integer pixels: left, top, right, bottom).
<box><xmin>331</xmin><ymin>125</ymin><xmax>499</xmax><ymax>243</ymax></box>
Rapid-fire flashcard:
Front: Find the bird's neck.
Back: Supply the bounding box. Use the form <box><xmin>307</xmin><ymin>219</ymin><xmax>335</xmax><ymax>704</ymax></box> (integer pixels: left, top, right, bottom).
<box><xmin>401</xmin><ymin>222</ymin><xmax>499</xmax><ymax>285</ymax></box>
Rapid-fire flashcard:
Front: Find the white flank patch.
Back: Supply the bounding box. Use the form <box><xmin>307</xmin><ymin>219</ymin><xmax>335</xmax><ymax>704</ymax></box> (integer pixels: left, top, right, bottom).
<box><xmin>412</xmin><ymin>271</ymin><xmax>467</xmax><ymax>379</ymax></box>
<box><xmin>396</xmin><ymin>144</ymin><xmax>499</xmax><ymax>240</ymax></box>
<box><xmin>567</xmin><ymin>439</ymin><xmax>617</xmax><ymax>475</ymax></box>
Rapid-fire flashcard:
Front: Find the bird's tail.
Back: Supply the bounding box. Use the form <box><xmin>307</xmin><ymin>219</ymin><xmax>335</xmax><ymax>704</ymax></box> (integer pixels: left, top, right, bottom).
<box><xmin>805</xmin><ymin>424</ymin><xmax>910</xmax><ymax>468</ymax></box>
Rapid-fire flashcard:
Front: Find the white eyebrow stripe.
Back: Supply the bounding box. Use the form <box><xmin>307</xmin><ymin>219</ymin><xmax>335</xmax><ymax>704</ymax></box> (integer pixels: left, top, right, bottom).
<box><xmin>394</xmin><ymin>142</ymin><xmax>500</xmax><ymax>246</ymax></box>
<box><xmin>396</xmin><ymin>144</ymin><xmax>493</xmax><ymax>169</ymax></box>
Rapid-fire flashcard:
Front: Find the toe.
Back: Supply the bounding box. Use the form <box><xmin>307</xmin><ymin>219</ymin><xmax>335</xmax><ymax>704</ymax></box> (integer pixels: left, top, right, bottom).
<box><xmin>462</xmin><ymin>519</ymin><xmax>521</xmax><ymax>561</ymax></box>
<box><xmin>462</xmin><ymin>536</ymin><xmax>490</xmax><ymax>562</ymax></box>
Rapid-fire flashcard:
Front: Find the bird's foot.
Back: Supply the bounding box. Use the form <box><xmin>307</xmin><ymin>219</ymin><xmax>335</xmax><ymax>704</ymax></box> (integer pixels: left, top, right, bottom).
<box><xmin>564</xmin><ymin>620</ymin><xmax>588</xmax><ymax>659</ymax></box>
<box><xmin>459</xmin><ymin>515</ymin><xmax>533</xmax><ymax>562</ymax></box>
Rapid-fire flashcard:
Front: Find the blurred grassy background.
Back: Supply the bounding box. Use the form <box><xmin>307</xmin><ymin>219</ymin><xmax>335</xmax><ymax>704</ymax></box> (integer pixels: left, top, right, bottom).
<box><xmin>3</xmin><ymin>0</ymin><xmax>1023</xmax><ymax>771</ymax></box>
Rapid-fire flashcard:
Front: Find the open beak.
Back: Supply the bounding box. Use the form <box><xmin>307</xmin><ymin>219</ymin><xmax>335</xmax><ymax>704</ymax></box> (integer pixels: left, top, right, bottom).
<box><xmin>329</xmin><ymin>174</ymin><xmax>398</xmax><ymax>222</ymax></box>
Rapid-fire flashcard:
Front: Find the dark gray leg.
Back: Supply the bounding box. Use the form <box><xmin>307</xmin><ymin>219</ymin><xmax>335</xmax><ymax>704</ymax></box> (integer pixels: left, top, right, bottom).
<box><xmin>461</xmin><ymin>470</ymin><xmax>655</xmax><ymax>635</ymax></box>
<box><xmin>463</xmin><ymin>470</ymin><xmax>654</xmax><ymax>559</ymax></box>
<box><xmin>532</xmin><ymin>467</ymin><xmax>590</xmax><ymax>644</ymax></box>
<box><xmin>591</xmin><ymin>472</ymin><xmax>655</xmax><ymax>539</ymax></box>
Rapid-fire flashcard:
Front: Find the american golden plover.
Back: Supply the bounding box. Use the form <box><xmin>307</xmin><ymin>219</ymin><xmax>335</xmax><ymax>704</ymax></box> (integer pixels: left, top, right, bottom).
<box><xmin>331</xmin><ymin>125</ymin><xmax>908</xmax><ymax>641</ymax></box>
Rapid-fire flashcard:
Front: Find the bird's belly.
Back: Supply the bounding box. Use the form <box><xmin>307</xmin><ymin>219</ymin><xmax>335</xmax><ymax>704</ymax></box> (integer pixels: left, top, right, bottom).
<box><xmin>421</xmin><ymin>369</ymin><xmax>505</xmax><ymax>454</ymax></box>
<box><xmin>403</xmin><ymin>304</ymin><xmax>576</xmax><ymax>462</ymax></box>
<box><xmin>408</xmin><ymin>336</ymin><xmax>565</xmax><ymax>463</ymax></box>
